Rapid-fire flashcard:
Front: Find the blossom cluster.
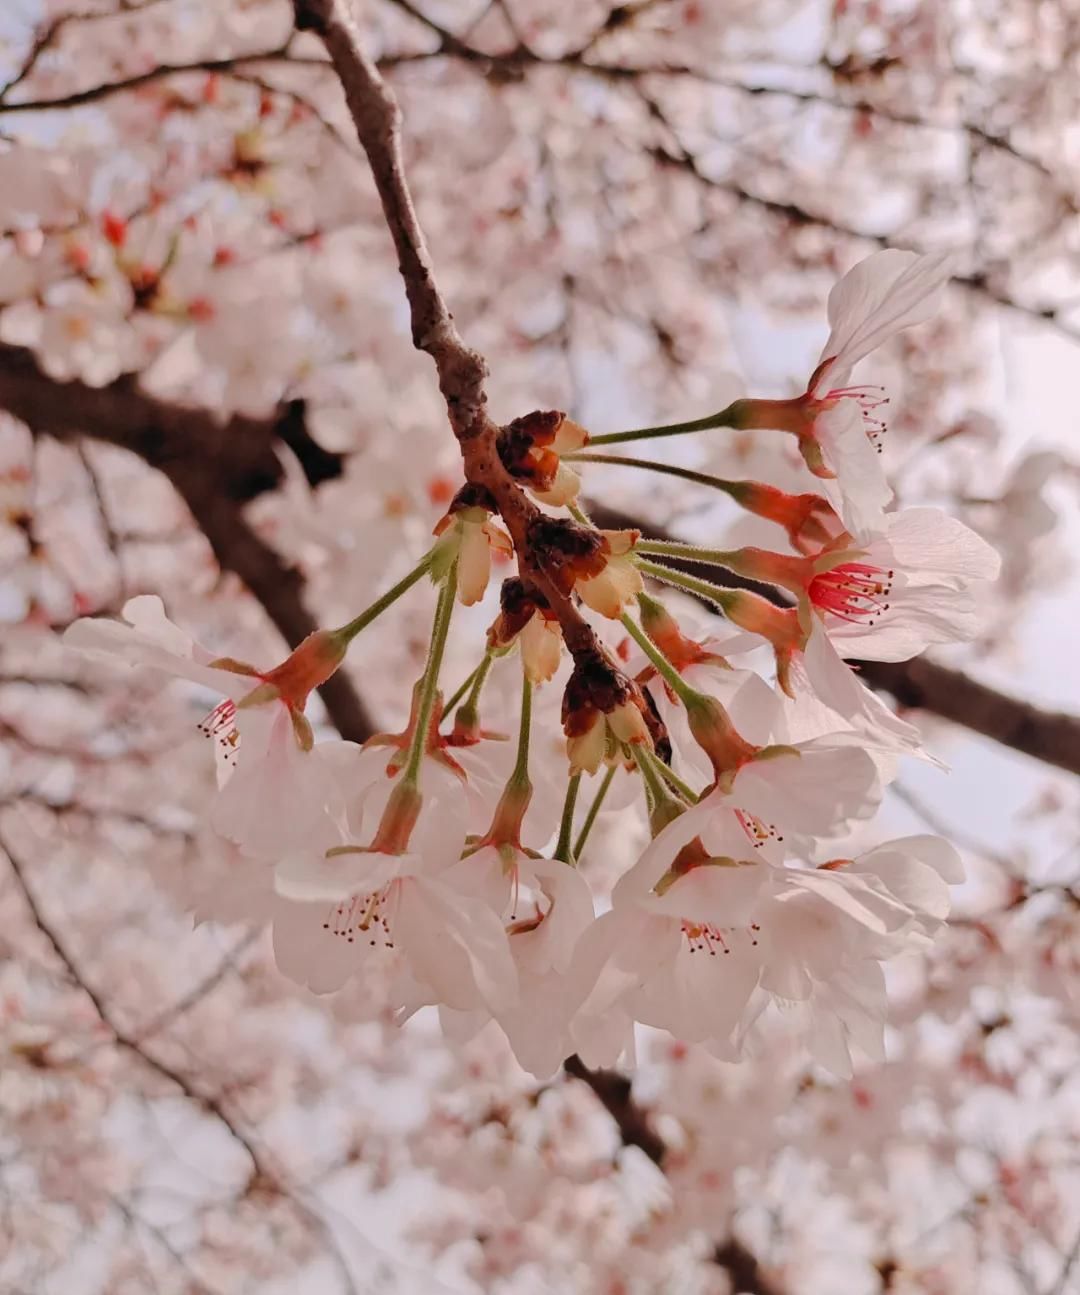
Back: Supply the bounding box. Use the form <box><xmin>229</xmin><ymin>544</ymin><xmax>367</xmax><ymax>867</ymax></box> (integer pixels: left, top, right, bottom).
<box><xmin>65</xmin><ymin>250</ymin><xmax>999</xmax><ymax>1079</ymax></box>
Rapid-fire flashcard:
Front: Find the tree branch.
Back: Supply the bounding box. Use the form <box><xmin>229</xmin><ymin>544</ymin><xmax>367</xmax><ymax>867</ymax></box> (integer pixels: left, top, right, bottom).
<box><xmin>0</xmin><ymin>827</ymin><xmax>360</xmax><ymax>1295</ymax></box>
<box><xmin>563</xmin><ymin>1054</ymin><xmax>783</xmax><ymax>1294</ymax></box>
<box><xmin>291</xmin><ymin>0</ymin><xmax>615</xmax><ymax>671</ymax></box>
<box><xmin>0</xmin><ymin>339</ymin><xmax>373</xmax><ymax>742</ymax></box>
<box><xmin>2</xmin><ymin>339</ymin><xmax>1076</xmax><ymax>772</ymax></box>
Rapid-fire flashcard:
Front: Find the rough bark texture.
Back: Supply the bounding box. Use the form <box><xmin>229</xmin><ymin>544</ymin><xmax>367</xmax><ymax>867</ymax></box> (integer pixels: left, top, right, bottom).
<box><xmin>291</xmin><ymin>0</ymin><xmax>615</xmax><ymax>672</ymax></box>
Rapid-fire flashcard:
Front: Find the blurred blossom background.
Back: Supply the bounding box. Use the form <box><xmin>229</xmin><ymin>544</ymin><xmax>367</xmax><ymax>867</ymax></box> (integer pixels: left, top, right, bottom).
<box><xmin>1</xmin><ymin>1</ymin><xmax>1079</xmax><ymax>1293</ymax></box>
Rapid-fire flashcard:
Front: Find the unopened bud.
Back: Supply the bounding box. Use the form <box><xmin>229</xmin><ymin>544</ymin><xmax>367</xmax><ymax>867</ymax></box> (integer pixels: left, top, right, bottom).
<box><xmin>562</xmin><ymin>653</ymin><xmax>650</xmax><ymax>774</ymax></box>
<box><xmin>498</xmin><ymin>411</ymin><xmax>591</xmax><ymax>502</ymax></box>
<box><xmin>731</xmin><ymin>482</ymin><xmax>842</xmax><ymax>554</ymax></box>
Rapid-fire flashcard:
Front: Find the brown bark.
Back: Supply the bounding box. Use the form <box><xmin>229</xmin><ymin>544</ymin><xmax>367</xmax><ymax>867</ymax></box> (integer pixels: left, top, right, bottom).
<box><xmin>0</xmin><ymin>339</ymin><xmax>372</xmax><ymax>742</ymax></box>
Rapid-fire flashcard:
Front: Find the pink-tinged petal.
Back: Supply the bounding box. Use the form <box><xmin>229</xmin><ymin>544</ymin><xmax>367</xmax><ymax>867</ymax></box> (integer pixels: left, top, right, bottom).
<box><xmin>270</xmin><ymin>895</ymin><xmax>360</xmax><ymax>995</ymax></box>
<box><xmin>801</xmin><ymin>621</ymin><xmax>932</xmax><ymax>759</ymax></box>
<box><xmin>857</xmin><ymin>832</ymin><xmax>964</xmax><ymax>887</ymax></box>
<box><xmin>790</xmin><ymin>868</ymin><xmax>915</xmax><ymax>934</ymax></box>
<box><xmin>876</xmin><ymin>507</ymin><xmax>1001</xmax><ymax>585</ymax></box>
<box><xmin>210</xmin><ymin>705</ymin><xmax>336</xmax><ymax>859</ymax></box>
<box><xmin>569</xmin><ymin>908</ymin><xmax>678</xmax><ymax>1024</ymax></box>
<box><xmin>518</xmin><ymin>856</ymin><xmax>596</xmax><ymax>975</ymax></box>
<box><xmin>397</xmin><ymin>877</ymin><xmax>517</xmax><ymax>1014</ymax></box>
<box><xmin>64</xmin><ymin>598</ymin><xmax>240</xmax><ymax>696</ymax></box>
<box><xmin>815</xmin><ymin>400</ymin><xmax>892</xmax><ymax>541</ymax></box>
<box><xmin>274</xmin><ymin>847</ymin><xmax>405</xmax><ymax>903</ymax></box>
<box><xmin>821</xmin><ymin>963</ymin><xmax>888</xmax><ymax>1061</ymax></box>
<box><xmin>437</xmin><ymin>1004</ymin><xmax>489</xmax><ymax>1050</ymax></box>
<box><xmin>826</xmin><ymin>580</ymin><xmax>982</xmax><ymax>661</ymax></box>
<box><xmin>121</xmin><ymin>594</ymin><xmax>204</xmax><ymax>658</ymax></box>
<box><xmin>644</xmin><ymin>859</ymin><xmax>768</xmax><ymax>928</ymax></box>
<box><xmin>851</xmin><ymin>854</ymin><xmax>952</xmax><ymax>925</ymax></box>
<box><xmin>818</xmin><ymin>249</ymin><xmax>954</xmax><ymax>389</ymax></box>
<box><xmin>611</xmin><ymin>806</ymin><xmax>707</xmax><ymax>907</ymax></box>
<box><xmin>728</xmin><ymin>743</ymin><xmax>882</xmax><ymax>842</ymax></box>
<box><xmin>444</xmin><ymin>845</ymin><xmax>514</xmax><ymax>915</ymax></box>
<box><xmin>499</xmin><ymin>979</ymin><xmax>575</xmax><ymax>1079</ymax></box>
<box><xmin>636</xmin><ymin>936</ymin><xmax>761</xmax><ymax>1045</ymax></box>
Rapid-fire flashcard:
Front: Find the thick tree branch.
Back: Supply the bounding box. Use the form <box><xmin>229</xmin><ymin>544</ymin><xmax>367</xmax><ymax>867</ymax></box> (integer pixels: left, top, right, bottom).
<box><xmin>0</xmin><ymin>339</ymin><xmax>373</xmax><ymax>742</ymax></box>
<box><xmin>563</xmin><ymin>1053</ymin><xmax>667</xmax><ymax>1166</ymax></box>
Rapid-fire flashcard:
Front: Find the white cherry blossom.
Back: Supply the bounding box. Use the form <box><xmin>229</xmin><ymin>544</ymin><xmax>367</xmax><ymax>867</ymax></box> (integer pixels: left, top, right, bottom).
<box><xmin>273</xmin><ymin>833</ymin><xmax>517</xmax><ymax>1016</ymax></box>
<box><xmin>440</xmin><ymin>846</ymin><xmax>596</xmax><ymax>1077</ymax></box>
<box><xmin>63</xmin><ymin>595</ymin><xmax>346</xmax><ymax>857</ymax></box>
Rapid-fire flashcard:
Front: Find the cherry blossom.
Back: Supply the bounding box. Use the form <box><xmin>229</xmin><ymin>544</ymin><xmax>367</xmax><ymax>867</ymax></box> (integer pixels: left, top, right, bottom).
<box><xmin>4</xmin><ymin>3</ymin><xmax>1064</xmax><ymax>1287</ymax></box>
<box><xmin>733</xmin><ymin>250</ymin><xmax>954</xmax><ymax>538</ymax></box>
<box><xmin>272</xmin><ymin>828</ymin><xmax>517</xmax><ymax>1016</ymax></box>
<box><xmin>440</xmin><ymin>846</ymin><xmax>596</xmax><ymax>1077</ymax></box>
<box><xmin>570</xmin><ymin>807</ymin><xmax>962</xmax><ymax>1073</ymax></box>
<box><xmin>63</xmin><ymin>595</ymin><xmax>348</xmax><ymax>856</ymax></box>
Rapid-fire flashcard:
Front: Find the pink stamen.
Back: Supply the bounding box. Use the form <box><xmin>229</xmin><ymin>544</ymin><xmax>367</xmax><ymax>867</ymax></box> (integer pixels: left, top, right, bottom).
<box><xmin>681</xmin><ymin>919</ymin><xmax>730</xmax><ymax>956</ymax></box>
<box><xmin>809</xmin><ymin>562</ymin><xmax>894</xmax><ymax>625</ymax></box>
<box><xmin>827</xmin><ymin>384</ymin><xmax>889</xmax><ymax>452</ymax></box>
<box><xmin>197</xmin><ymin>699</ymin><xmax>240</xmax><ymax>768</ymax></box>
<box><xmin>681</xmin><ymin>920</ymin><xmax>762</xmax><ymax>955</ymax></box>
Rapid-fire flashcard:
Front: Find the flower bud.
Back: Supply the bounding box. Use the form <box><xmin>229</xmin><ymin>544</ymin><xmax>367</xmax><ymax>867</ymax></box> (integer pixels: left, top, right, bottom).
<box><xmin>498</xmin><ymin>410</ymin><xmax>590</xmax><ymax>504</ymax></box>
<box><xmin>729</xmin><ymin>482</ymin><xmax>842</xmax><ymax>554</ymax></box>
<box><xmin>562</xmin><ymin>653</ymin><xmax>650</xmax><ymax>775</ymax></box>
<box><xmin>433</xmin><ymin>484</ymin><xmax>513</xmax><ymax>606</ymax></box>
<box><xmin>575</xmin><ymin>530</ymin><xmax>644</xmax><ymax>619</ymax></box>
<box><xmin>719</xmin><ymin>591</ymin><xmax>805</xmax><ymax>698</ymax></box>
<box><xmin>488</xmin><ymin>579</ymin><xmax>565</xmax><ymax>684</ymax></box>
<box><xmin>637</xmin><ymin>591</ymin><xmax>730</xmax><ymax>679</ymax></box>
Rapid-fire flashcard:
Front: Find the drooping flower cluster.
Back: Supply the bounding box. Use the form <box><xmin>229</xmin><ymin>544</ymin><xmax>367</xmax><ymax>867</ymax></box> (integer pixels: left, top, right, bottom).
<box><xmin>64</xmin><ymin>251</ymin><xmax>999</xmax><ymax>1079</ymax></box>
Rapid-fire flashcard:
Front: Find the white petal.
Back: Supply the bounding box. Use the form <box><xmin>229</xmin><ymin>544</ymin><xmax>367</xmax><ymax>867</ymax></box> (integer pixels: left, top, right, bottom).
<box><xmin>818</xmin><ymin>249</ymin><xmax>954</xmax><ymax>388</ymax></box>
<box><xmin>644</xmin><ymin>860</ymin><xmax>768</xmax><ymax>929</ymax></box>
<box><xmin>270</xmin><ymin>894</ymin><xmax>359</xmax><ymax>994</ymax></box>
<box><xmin>397</xmin><ymin>878</ymin><xmax>518</xmax><ymax>1014</ymax></box>
<box><xmin>730</xmin><ymin>743</ymin><xmax>882</xmax><ymax>842</ymax></box>
<box><xmin>211</xmin><ymin>706</ymin><xmax>339</xmax><ymax>860</ymax></box>
<box><xmin>858</xmin><ymin>833</ymin><xmax>965</xmax><ymax>886</ymax></box>
<box><xmin>520</xmin><ymin>856</ymin><xmax>596</xmax><ymax>975</ymax></box>
<box><xmin>457</xmin><ymin>522</ymin><xmax>492</xmax><ymax>606</ymax></box>
<box><xmin>815</xmin><ymin>400</ymin><xmax>892</xmax><ymax>541</ymax></box>
<box><xmin>802</xmin><ymin>621</ymin><xmax>930</xmax><ymax>758</ymax></box>
<box><xmin>879</xmin><ymin>506</ymin><xmax>1001</xmax><ymax>585</ymax></box>
<box><xmin>64</xmin><ymin>601</ymin><xmax>238</xmax><ymax>695</ymax></box>
<box><xmin>274</xmin><ymin>847</ymin><xmax>404</xmax><ymax>902</ymax></box>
